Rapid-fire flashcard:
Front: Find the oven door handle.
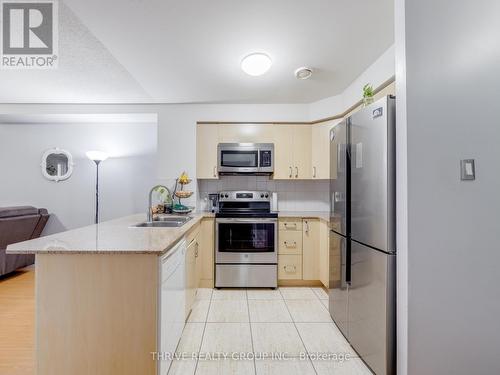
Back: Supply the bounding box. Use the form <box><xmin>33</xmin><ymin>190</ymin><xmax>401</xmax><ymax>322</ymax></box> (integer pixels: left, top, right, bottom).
<box><xmin>216</xmin><ymin>218</ymin><xmax>278</xmax><ymax>224</ymax></box>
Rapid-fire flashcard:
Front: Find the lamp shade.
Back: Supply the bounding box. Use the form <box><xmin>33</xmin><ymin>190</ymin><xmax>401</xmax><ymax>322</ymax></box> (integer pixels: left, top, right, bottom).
<box><xmin>86</xmin><ymin>150</ymin><xmax>109</xmax><ymax>162</ymax></box>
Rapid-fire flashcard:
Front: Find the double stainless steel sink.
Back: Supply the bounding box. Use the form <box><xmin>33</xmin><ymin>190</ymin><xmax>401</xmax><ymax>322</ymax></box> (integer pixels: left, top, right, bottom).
<box><xmin>132</xmin><ymin>215</ymin><xmax>192</xmax><ymax>228</ymax></box>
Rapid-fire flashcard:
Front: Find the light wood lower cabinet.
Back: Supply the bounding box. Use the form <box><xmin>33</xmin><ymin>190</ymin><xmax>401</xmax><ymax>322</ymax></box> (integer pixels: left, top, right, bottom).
<box><xmin>278</xmin><ymin>255</ymin><xmax>303</xmax><ymax>280</ymax></box>
<box><xmin>185</xmin><ymin>234</ymin><xmax>198</xmax><ymax>318</ymax></box>
<box><xmin>198</xmin><ymin>218</ymin><xmax>214</xmax><ymax>288</ymax></box>
<box><xmin>278</xmin><ymin>217</ymin><xmax>329</xmax><ymax>287</ymax></box>
<box><xmin>278</xmin><ymin>230</ymin><xmax>303</xmax><ymax>255</ymax></box>
<box><xmin>36</xmin><ymin>254</ymin><xmax>158</xmax><ymax>375</ymax></box>
<box><xmin>302</xmin><ymin>219</ymin><xmax>320</xmax><ymax>280</ymax></box>
<box><xmin>33</xmin><ymin>217</ymin><xmax>215</xmax><ymax>375</ymax></box>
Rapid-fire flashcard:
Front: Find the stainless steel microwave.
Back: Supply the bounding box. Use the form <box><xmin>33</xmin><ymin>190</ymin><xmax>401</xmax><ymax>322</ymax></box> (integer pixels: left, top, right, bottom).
<box><xmin>217</xmin><ymin>143</ymin><xmax>274</xmax><ymax>175</ymax></box>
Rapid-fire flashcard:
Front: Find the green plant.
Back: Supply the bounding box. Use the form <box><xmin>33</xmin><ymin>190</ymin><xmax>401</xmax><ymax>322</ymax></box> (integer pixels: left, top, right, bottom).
<box><xmin>363</xmin><ymin>83</ymin><xmax>374</xmax><ymax>98</ymax></box>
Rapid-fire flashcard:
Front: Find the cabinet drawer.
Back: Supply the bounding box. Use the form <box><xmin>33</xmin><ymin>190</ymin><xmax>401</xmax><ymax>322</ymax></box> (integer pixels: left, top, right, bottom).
<box><xmin>278</xmin><ymin>255</ymin><xmax>302</xmax><ymax>280</ymax></box>
<box><xmin>278</xmin><ymin>230</ymin><xmax>303</xmax><ymax>254</ymax></box>
<box><xmin>279</xmin><ymin>219</ymin><xmax>302</xmax><ymax>231</ymax></box>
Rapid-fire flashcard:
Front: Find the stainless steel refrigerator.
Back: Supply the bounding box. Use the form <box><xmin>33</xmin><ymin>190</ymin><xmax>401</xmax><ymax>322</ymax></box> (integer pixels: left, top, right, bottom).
<box><xmin>329</xmin><ymin>95</ymin><xmax>396</xmax><ymax>375</ymax></box>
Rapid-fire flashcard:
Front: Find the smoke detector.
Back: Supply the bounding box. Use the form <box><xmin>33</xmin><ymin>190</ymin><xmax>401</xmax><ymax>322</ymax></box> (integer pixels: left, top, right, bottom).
<box><xmin>294</xmin><ymin>67</ymin><xmax>313</xmax><ymax>80</ymax></box>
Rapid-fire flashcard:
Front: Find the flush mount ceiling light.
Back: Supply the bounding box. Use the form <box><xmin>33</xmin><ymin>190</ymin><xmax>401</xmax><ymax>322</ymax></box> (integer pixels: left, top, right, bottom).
<box><xmin>241</xmin><ymin>53</ymin><xmax>272</xmax><ymax>76</ymax></box>
<box><xmin>295</xmin><ymin>67</ymin><xmax>313</xmax><ymax>80</ymax></box>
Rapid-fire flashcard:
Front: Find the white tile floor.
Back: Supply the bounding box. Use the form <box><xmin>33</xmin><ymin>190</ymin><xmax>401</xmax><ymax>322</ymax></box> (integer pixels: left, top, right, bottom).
<box><xmin>167</xmin><ymin>287</ymin><xmax>372</xmax><ymax>375</ymax></box>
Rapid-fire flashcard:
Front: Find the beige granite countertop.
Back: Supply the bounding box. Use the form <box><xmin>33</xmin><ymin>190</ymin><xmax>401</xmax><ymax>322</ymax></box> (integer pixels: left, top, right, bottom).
<box><xmin>6</xmin><ymin>210</ymin><xmax>332</xmax><ymax>255</ymax></box>
<box><xmin>277</xmin><ymin>211</ymin><xmax>331</xmax><ymax>222</ymax></box>
<box><xmin>6</xmin><ymin>212</ymin><xmax>213</xmax><ymax>255</ymax></box>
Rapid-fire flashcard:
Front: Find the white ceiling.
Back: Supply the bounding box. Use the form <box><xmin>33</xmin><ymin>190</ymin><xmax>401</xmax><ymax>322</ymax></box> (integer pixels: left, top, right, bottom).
<box><xmin>0</xmin><ymin>0</ymin><xmax>394</xmax><ymax>104</ymax></box>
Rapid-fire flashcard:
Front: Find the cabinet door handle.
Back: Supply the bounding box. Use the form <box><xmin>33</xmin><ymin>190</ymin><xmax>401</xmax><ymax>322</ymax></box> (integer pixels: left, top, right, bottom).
<box><xmin>284</xmin><ymin>241</ymin><xmax>297</xmax><ymax>248</ymax></box>
<box><xmin>283</xmin><ymin>222</ymin><xmax>297</xmax><ymax>229</ymax></box>
<box><xmin>289</xmin><ymin>166</ymin><xmax>293</xmax><ymax>178</ymax></box>
<box><xmin>305</xmin><ymin>220</ymin><xmax>309</xmax><ymax>233</ymax></box>
<box><xmin>313</xmin><ymin>166</ymin><xmax>317</xmax><ymax>178</ymax></box>
<box><xmin>195</xmin><ymin>242</ymin><xmax>199</xmax><ymax>257</ymax></box>
<box><xmin>295</xmin><ymin>166</ymin><xmax>299</xmax><ymax>178</ymax></box>
<box><xmin>284</xmin><ymin>265</ymin><xmax>296</xmax><ymax>273</ymax></box>
<box><xmin>213</xmin><ymin>166</ymin><xmax>217</xmax><ymax>177</ymax></box>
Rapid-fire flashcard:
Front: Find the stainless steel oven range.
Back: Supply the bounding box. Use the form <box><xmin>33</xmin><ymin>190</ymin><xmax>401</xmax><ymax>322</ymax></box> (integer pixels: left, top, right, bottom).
<box><xmin>215</xmin><ymin>191</ymin><xmax>277</xmax><ymax>288</ymax></box>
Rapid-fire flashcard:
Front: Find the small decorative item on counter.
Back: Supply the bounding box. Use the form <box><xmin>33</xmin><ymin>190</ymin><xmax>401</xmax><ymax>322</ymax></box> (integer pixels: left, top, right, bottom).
<box><xmin>152</xmin><ymin>204</ymin><xmax>165</xmax><ymax>214</ymax></box>
<box><xmin>153</xmin><ymin>186</ymin><xmax>173</xmax><ymax>213</ymax></box>
<box><xmin>362</xmin><ymin>83</ymin><xmax>374</xmax><ymax>107</ymax></box>
<box><xmin>172</xmin><ymin>203</ymin><xmax>193</xmax><ymax>214</ymax></box>
<box><xmin>175</xmin><ymin>190</ymin><xmax>193</xmax><ymax>199</ymax></box>
<box><xmin>178</xmin><ymin>172</ymin><xmax>192</xmax><ymax>185</ymax></box>
<box><xmin>172</xmin><ymin>171</ymin><xmax>194</xmax><ymax>214</ymax></box>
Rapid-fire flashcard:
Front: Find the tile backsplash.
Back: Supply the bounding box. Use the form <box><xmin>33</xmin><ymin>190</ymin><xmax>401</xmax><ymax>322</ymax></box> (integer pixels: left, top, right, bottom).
<box><xmin>197</xmin><ymin>176</ymin><xmax>330</xmax><ymax>212</ymax></box>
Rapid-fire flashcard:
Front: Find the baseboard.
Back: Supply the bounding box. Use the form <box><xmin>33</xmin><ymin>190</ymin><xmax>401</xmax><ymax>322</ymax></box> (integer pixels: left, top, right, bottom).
<box><xmin>278</xmin><ymin>279</ymin><xmax>324</xmax><ymax>287</ymax></box>
<box><xmin>198</xmin><ymin>279</ymin><xmax>214</xmax><ymax>288</ymax></box>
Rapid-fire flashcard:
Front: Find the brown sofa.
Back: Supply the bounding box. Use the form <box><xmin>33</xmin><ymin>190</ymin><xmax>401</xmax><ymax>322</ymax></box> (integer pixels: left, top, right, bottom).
<box><xmin>0</xmin><ymin>206</ymin><xmax>49</xmax><ymax>276</ymax></box>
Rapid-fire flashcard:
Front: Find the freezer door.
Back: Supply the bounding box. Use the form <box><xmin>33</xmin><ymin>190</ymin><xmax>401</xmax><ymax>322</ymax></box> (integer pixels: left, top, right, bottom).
<box><xmin>329</xmin><ymin>119</ymin><xmax>349</xmax><ymax>236</ymax></box>
<box><xmin>328</xmin><ymin>231</ymin><xmax>349</xmax><ymax>338</ymax></box>
<box><xmin>349</xmin><ymin>240</ymin><xmax>396</xmax><ymax>375</ymax></box>
<box><xmin>350</xmin><ymin>96</ymin><xmax>396</xmax><ymax>253</ymax></box>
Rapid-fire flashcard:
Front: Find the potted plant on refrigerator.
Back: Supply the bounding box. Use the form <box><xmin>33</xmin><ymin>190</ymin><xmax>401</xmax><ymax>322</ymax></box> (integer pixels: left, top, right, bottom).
<box><xmin>362</xmin><ymin>83</ymin><xmax>375</xmax><ymax>106</ymax></box>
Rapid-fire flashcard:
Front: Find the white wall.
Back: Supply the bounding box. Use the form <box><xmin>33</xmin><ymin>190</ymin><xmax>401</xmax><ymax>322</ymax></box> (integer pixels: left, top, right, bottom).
<box><xmin>395</xmin><ymin>0</ymin><xmax>408</xmax><ymax>374</ymax></box>
<box><xmin>0</xmin><ymin>121</ymin><xmax>157</xmax><ymax>234</ymax></box>
<box><xmin>0</xmin><ymin>42</ymin><xmax>395</xmax><ymax>183</ymax></box>
<box><xmin>309</xmin><ymin>45</ymin><xmax>395</xmax><ymax>120</ymax></box>
<box><xmin>0</xmin><ymin>43</ymin><xmax>395</xmax><ymax>228</ymax></box>
<box><xmin>401</xmin><ymin>0</ymin><xmax>500</xmax><ymax>373</ymax></box>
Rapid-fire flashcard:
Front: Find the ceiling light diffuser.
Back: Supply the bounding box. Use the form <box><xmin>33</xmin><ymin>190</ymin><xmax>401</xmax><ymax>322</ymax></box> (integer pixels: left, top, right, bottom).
<box><xmin>241</xmin><ymin>53</ymin><xmax>272</xmax><ymax>76</ymax></box>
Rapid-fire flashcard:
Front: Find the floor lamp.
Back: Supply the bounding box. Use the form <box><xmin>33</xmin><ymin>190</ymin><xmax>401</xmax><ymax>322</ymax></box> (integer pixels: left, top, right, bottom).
<box><xmin>86</xmin><ymin>151</ymin><xmax>109</xmax><ymax>224</ymax></box>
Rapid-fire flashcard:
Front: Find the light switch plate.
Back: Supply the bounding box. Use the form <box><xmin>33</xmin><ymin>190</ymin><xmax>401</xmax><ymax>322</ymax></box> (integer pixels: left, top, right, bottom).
<box><xmin>460</xmin><ymin>159</ymin><xmax>475</xmax><ymax>181</ymax></box>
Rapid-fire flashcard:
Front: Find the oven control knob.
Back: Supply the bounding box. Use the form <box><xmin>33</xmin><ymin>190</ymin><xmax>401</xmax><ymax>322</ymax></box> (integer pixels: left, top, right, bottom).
<box><xmin>225</xmin><ymin>194</ymin><xmax>229</xmax><ymax>198</ymax></box>
<box><xmin>220</xmin><ymin>194</ymin><xmax>224</xmax><ymax>198</ymax></box>
<box><xmin>260</xmin><ymin>194</ymin><xmax>264</xmax><ymax>198</ymax></box>
<box><xmin>265</xmin><ymin>194</ymin><xmax>269</xmax><ymax>198</ymax></box>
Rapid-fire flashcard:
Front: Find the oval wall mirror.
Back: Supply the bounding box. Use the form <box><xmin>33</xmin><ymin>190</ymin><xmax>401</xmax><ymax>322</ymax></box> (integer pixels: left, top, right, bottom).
<box><xmin>41</xmin><ymin>148</ymin><xmax>74</xmax><ymax>182</ymax></box>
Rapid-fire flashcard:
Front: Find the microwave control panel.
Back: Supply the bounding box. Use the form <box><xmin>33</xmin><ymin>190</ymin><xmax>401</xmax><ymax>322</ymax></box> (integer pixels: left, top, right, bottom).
<box><xmin>260</xmin><ymin>150</ymin><xmax>272</xmax><ymax>167</ymax></box>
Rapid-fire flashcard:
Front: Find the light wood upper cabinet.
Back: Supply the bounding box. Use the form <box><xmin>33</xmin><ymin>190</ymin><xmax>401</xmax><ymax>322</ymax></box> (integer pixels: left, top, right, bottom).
<box><xmin>196</xmin><ymin>124</ymin><xmax>219</xmax><ymax>179</ymax></box>
<box><xmin>302</xmin><ymin>219</ymin><xmax>320</xmax><ymax>280</ymax></box>
<box><xmin>311</xmin><ymin>121</ymin><xmax>340</xmax><ymax>179</ymax></box>
<box><xmin>218</xmin><ymin>123</ymin><xmax>274</xmax><ymax>143</ymax></box>
<box><xmin>272</xmin><ymin>124</ymin><xmax>294</xmax><ymax>179</ymax></box>
<box><xmin>273</xmin><ymin>124</ymin><xmax>311</xmax><ymax>179</ymax></box>
<box><xmin>293</xmin><ymin>125</ymin><xmax>312</xmax><ymax>179</ymax></box>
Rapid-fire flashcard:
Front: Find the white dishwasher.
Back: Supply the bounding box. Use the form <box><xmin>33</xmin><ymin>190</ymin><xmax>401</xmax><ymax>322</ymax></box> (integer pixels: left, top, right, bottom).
<box><xmin>158</xmin><ymin>239</ymin><xmax>186</xmax><ymax>375</ymax></box>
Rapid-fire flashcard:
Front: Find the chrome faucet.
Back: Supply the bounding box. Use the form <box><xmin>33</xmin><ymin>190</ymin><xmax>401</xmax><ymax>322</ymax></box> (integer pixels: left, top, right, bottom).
<box><xmin>147</xmin><ymin>185</ymin><xmax>171</xmax><ymax>222</ymax></box>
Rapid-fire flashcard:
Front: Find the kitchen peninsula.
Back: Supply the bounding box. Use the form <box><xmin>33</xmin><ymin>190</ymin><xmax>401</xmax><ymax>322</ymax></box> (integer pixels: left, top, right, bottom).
<box><xmin>6</xmin><ymin>210</ymin><xmax>331</xmax><ymax>375</ymax></box>
<box><xmin>6</xmin><ymin>213</ymin><xmax>215</xmax><ymax>375</ymax></box>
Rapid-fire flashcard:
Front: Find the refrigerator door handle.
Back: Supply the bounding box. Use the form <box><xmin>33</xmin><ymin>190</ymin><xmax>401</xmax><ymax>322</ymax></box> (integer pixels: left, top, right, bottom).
<box><xmin>337</xmin><ymin>144</ymin><xmax>343</xmax><ymax>173</ymax></box>
<box><xmin>341</xmin><ymin>239</ymin><xmax>351</xmax><ymax>287</ymax></box>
